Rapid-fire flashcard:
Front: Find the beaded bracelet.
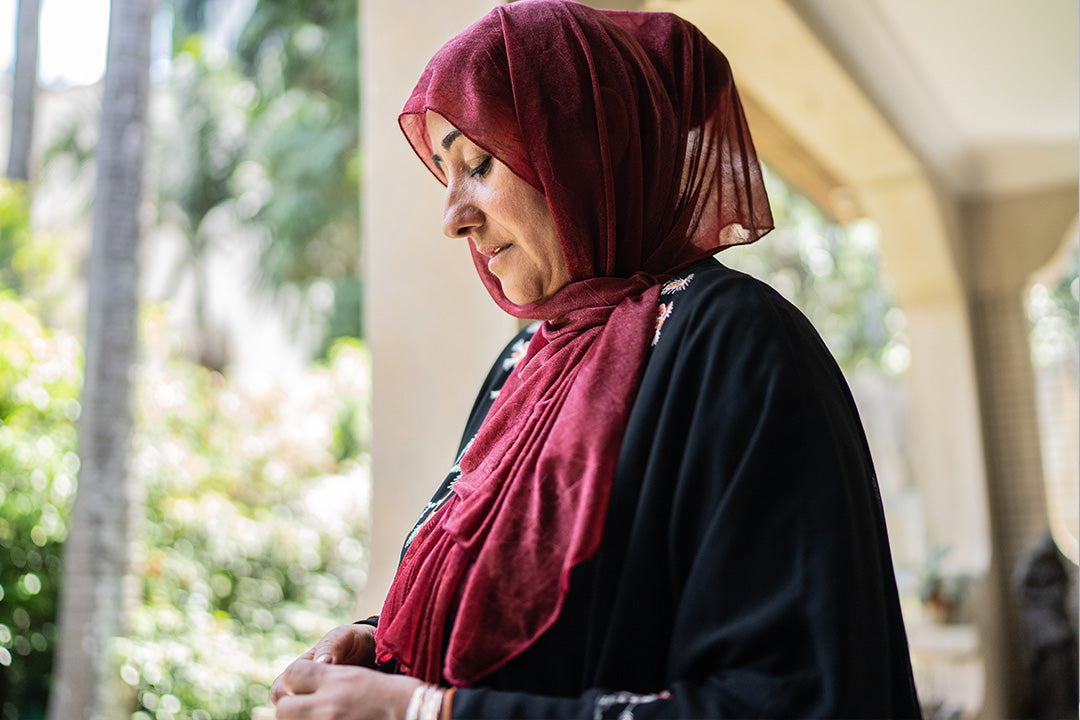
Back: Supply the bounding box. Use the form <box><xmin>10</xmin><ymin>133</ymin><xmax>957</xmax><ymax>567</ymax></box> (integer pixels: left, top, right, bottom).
<box><xmin>404</xmin><ymin>685</ymin><xmax>425</xmax><ymax>720</ymax></box>
<box><xmin>420</xmin><ymin>684</ymin><xmax>445</xmax><ymax>720</ymax></box>
<box><xmin>405</xmin><ymin>684</ymin><xmax>446</xmax><ymax>720</ymax></box>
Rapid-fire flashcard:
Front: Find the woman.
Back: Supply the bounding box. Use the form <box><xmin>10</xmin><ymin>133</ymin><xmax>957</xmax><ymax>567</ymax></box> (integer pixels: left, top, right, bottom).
<box><xmin>272</xmin><ymin>1</ymin><xmax>921</xmax><ymax>718</ymax></box>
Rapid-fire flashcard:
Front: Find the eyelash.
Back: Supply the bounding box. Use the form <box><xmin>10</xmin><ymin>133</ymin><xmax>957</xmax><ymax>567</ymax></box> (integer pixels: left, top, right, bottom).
<box><xmin>471</xmin><ymin>157</ymin><xmax>492</xmax><ymax>178</ymax></box>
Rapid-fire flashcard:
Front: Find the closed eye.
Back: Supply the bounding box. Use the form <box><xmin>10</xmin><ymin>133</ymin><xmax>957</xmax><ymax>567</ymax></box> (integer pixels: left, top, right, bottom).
<box><xmin>471</xmin><ymin>157</ymin><xmax>492</xmax><ymax>178</ymax></box>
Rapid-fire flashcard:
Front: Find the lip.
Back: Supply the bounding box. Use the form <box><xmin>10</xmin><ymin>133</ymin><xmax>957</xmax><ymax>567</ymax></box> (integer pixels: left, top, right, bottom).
<box><xmin>473</xmin><ymin>239</ymin><xmax>511</xmax><ymax>269</ymax></box>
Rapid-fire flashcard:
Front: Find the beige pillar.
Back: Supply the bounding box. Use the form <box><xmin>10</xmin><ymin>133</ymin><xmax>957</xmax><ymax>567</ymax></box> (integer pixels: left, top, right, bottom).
<box><xmin>959</xmin><ymin>183</ymin><xmax>1078</xmax><ymax>716</ymax></box>
<box><xmin>358</xmin><ymin>0</ymin><xmax>517</xmax><ymax>614</ymax></box>
<box><xmin>860</xmin><ymin>182</ymin><xmax>991</xmax><ymax>576</ymax></box>
<box><xmin>356</xmin><ymin>0</ymin><xmax>688</xmax><ymax>617</ymax></box>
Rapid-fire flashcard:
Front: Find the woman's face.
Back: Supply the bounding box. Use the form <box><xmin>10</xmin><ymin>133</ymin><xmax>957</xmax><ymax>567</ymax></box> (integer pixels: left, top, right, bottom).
<box><xmin>425</xmin><ymin>111</ymin><xmax>570</xmax><ymax>307</ymax></box>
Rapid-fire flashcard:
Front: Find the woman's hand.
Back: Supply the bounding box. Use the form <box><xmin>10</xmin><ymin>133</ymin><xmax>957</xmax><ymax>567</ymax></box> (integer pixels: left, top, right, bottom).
<box><xmin>272</xmin><ymin>661</ymin><xmax>424</xmax><ymax>720</ymax></box>
<box><xmin>270</xmin><ymin>624</ymin><xmax>377</xmax><ymax>704</ymax></box>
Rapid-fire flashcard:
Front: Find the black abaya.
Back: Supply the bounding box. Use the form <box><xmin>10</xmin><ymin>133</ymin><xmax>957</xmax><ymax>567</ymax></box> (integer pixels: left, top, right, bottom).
<box><xmin>391</xmin><ymin>258</ymin><xmax>920</xmax><ymax>719</ymax></box>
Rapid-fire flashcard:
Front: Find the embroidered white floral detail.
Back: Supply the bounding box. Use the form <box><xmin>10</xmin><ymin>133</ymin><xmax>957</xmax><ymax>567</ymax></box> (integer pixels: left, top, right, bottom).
<box><xmin>449</xmin><ymin>436</ymin><xmax>475</xmax><ymax>477</ymax></box>
<box><xmin>501</xmin><ymin>322</ymin><xmax>540</xmax><ymax>371</ymax></box>
<box><xmin>651</xmin><ymin>301</ymin><xmax>673</xmax><ymax>346</ymax></box>
<box><xmin>660</xmin><ymin>272</ymin><xmax>694</xmax><ymax>295</ymax></box>
<box><xmin>592</xmin><ymin>690</ymin><xmax>672</xmax><ymax>720</ymax></box>
<box><xmin>502</xmin><ymin>336</ymin><xmax>529</xmax><ymax>371</ymax></box>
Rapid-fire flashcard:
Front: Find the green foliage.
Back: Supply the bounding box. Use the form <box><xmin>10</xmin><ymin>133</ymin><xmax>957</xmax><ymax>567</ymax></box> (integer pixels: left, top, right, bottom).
<box><xmin>237</xmin><ymin>0</ymin><xmax>358</xmax><ymax>109</ymax></box>
<box><xmin>6</xmin><ymin>3</ymin><xmax>369</xmax><ymax>715</ymax></box>
<box><xmin>115</xmin><ymin>316</ymin><xmax>371</xmax><ymax>719</ymax></box>
<box><xmin>0</xmin><ymin>292</ymin><xmax>83</xmax><ymax>719</ymax></box>
<box><xmin>319</xmin><ymin>277</ymin><xmax>363</xmax><ymax>362</ymax></box>
<box><xmin>166</xmin><ymin>0</ymin><xmax>214</xmax><ymax>51</ymax></box>
<box><xmin>157</xmin><ymin>39</ymin><xmax>250</xmax><ymax>243</ymax></box>
<box><xmin>154</xmin><ymin>38</ymin><xmax>254</xmax><ymax>368</ymax></box>
<box><xmin>0</xmin><ymin>181</ymin><xmax>64</xmax><ymax>304</ymax></box>
<box><xmin>723</xmin><ymin>168</ymin><xmax>909</xmax><ymax>376</ymax></box>
<box><xmin>0</xmin><ymin>182</ymin><xmax>31</xmax><ymax>291</ymax></box>
<box><xmin>324</xmin><ymin>338</ymin><xmax>370</xmax><ymax>463</ymax></box>
<box><xmin>0</xmin><ymin>295</ymin><xmax>371</xmax><ymax>718</ymax></box>
<box><xmin>235</xmin><ymin>0</ymin><xmax>362</xmax><ymax>348</ymax></box>
<box><xmin>1027</xmin><ymin>241</ymin><xmax>1079</xmax><ymax>368</ymax></box>
<box><xmin>47</xmin><ymin>0</ymin><xmax>363</xmax><ymax>358</ymax></box>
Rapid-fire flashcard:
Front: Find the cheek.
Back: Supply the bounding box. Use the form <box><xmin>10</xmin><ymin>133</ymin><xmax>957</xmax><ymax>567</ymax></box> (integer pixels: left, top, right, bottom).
<box><xmin>523</xmin><ymin>200</ymin><xmax>563</xmax><ymax>266</ymax></box>
<box><xmin>544</xmin><ymin>225</ymin><xmax>565</xmax><ymax>271</ymax></box>
<box><xmin>540</xmin><ymin>218</ymin><xmax>568</xmax><ymax>281</ymax></box>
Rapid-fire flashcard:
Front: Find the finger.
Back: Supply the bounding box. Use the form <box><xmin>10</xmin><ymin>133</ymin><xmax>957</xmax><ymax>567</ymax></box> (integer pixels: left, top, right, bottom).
<box><xmin>270</xmin><ymin>672</ymin><xmax>285</xmax><ymax>705</ymax></box>
<box><xmin>313</xmin><ymin>624</ymin><xmax>375</xmax><ymax>666</ymax></box>
<box><xmin>270</xmin><ymin>650</ymin><xmax>317</xmax><ymax>705</ymax></box>
<box><xmin>312</xmin><ymin>637</ymin><xmax>338</xmax><ymax>665</ymax></box>
<box><xmin>278</xmin><ymin>659</ymin><xmax>328</xmax><ymax>697</ymax></box>
<box><xmin>273</xmin><ymin>693</ymin><xmax>315</xmax><ymax>720</ymax></box>
<box><xmin>311</xmin><ymin>627</ymin><xmax>351</xmax><ymax>664</ymax></box>
<box><xmin>270</xmin><ymin>663</ymin><xmax>300</xmax><ymax>705</ymax></box>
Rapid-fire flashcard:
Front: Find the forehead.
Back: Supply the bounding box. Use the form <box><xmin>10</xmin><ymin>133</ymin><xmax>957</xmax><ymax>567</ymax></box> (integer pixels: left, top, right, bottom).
<box><xmin>426</xmin><ymin>111</ymin><xmax>468</xmax><ymax>152</ymax></box>
<box><xmin>425</xmin><ymin>110</ymin><xmax>454</xmax><ymax>138</ymax></box>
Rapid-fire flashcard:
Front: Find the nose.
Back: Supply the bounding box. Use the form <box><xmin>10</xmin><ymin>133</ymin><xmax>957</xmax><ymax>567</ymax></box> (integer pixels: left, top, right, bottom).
<box><xmin>441</xmin><ymin>179</ymin><xmax>484</xmax><ymax>239</ymax></box>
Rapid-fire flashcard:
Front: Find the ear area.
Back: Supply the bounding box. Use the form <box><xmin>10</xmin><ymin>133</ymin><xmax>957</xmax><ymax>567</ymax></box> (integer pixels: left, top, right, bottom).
<box><xmin>599</xmin><ymin>86</ymin><xmax>629</xmax><ymax>168</ymax></box>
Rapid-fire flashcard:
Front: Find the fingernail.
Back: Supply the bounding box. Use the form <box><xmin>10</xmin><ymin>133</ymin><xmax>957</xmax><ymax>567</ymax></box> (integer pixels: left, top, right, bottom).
<box><xmin>315</xmin><ymin>654</ymin><xmax>332</xmax><ymax>664</ymax></box>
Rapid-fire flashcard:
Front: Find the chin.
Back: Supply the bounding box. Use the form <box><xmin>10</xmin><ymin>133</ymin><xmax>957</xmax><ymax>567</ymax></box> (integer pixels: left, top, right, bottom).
<box><xmin>505</xmin><ymin>293</ymin><xmax>540</xmax><ymax>306</ymax></box>
<box><xmin>500</xmin><ymin>282</ymin><xmax>540</xmax><ymax>307</ymax></box>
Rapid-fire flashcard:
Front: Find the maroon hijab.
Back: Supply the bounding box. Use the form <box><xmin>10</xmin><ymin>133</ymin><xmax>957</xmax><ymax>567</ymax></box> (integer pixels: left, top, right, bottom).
<box><xmin>378</xmin><ymin>0</ymin><xmax>772</xmax><ymax>685</ymax></box>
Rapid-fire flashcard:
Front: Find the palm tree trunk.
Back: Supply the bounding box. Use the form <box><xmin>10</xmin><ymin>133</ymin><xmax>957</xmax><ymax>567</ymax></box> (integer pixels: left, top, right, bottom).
<box><xmin>6</xmin><ymin>0</ymin><xmax>40</xmax><ymax>181</ymax></box>
<box><xmin>46</xmin><ymin>0</ymin><xmax>154</xmax><ymax>717</ymax></box>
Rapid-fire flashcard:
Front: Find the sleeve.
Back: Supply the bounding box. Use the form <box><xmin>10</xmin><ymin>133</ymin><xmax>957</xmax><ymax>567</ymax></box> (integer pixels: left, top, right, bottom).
<box><xmin>448</xmin><ymin>278</ymin><xmax>919</xmax><ymax>718</ymax></box>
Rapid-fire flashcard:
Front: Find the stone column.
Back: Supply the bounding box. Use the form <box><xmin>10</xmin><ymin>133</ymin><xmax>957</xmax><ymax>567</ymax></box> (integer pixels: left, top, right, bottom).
<box><xmin>960</xmin><ymin>183</ymin><xmax>1078</xmax><ymax>717</ymax></box>
<box><xmin>357</xmin><ymin>0</ymin><xmax>517</xmax><ymax>615</ymax></box>
<box><xmin>861</xmin><ymin>182</ymin><xmax>992</xmax><ymax>577</ymax></box>
<box><xmin>355</xmin><ymin>0</ymin><xmax>673</xmax><ymax>619</ymax></box>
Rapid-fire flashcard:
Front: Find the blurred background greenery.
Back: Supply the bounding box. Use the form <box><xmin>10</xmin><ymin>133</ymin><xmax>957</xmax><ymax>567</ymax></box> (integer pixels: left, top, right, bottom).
<box><xmin>3</xmin><ymin>0</ymin><xmax>370</xmax><ymax>718</ymax></box>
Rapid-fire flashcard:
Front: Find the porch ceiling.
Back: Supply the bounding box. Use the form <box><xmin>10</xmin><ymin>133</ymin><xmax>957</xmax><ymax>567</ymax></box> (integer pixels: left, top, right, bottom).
<box><xmin>793</xmin><ymin>0</ymin><xmax>1079</xmax><ymax>197</ymax></box>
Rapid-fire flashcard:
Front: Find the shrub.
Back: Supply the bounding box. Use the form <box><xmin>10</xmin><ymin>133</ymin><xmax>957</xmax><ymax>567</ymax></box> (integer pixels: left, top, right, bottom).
<box><xmin>0</xmin><ymin>292</ymin><xmax>82</xmax><ymax>720</ymax></box>
<box><xmin>116</xmin><ymin>317</ymin><xmax>371</xmax><ymax>719</ymax></box>
<box><xmin>0</xmin><ymin>294</ymin><xmax>371</xmax><ymax>720</ymax></box>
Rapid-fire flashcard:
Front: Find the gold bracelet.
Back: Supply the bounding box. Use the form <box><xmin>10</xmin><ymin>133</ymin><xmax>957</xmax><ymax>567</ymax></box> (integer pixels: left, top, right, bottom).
<box><xmin>441</xmin><ymin>687</ymin><xmax>456</xmax><ymax>720</ymax></box>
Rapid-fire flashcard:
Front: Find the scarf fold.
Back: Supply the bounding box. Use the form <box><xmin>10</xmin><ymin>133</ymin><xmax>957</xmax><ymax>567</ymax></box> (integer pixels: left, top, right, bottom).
<box><xmin>378</xmin><ymin>0</ymin><xmax>772</xmax><ymax>685</ymax></box>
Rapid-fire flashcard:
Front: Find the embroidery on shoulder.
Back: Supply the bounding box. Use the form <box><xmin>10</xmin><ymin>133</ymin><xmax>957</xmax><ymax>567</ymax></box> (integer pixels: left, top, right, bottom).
<box><xmin>502</xmin><ymin>336</ymin><xmax>530</xmax><ymax>371</ymax></box>
<box><xmin>592</xmin><ymin>690</ymin><xmax>672</xmax><ymax>720</ymax></box>
<box><xmin>652</xmin><ymin>301</ymin><xmax>674</xmax><ymax>347</ymax></box>
<box><xmin>660</xmin><ymin>273</ymin><xmax>694</xmax><ymax>295</ymax></box>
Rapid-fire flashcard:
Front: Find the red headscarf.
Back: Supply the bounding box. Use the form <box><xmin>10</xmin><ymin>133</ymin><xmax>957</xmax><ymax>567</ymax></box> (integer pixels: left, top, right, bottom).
<box><xmin>377</xmin><ymin>0</ymin><xmax>772</xmax><ymax>685</ymax></box>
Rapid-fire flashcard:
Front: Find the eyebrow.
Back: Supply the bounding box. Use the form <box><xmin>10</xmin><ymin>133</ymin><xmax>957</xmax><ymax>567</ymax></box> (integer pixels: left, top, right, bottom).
<box><xmin>441</xmin><ymin>129</ymin><xmax>463</xmax><ymax>150</ymax></box>
<box><xmin>430</xmin><ymin>129</ymin><xmax>463</xmax><ymax>166</ymax></box>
